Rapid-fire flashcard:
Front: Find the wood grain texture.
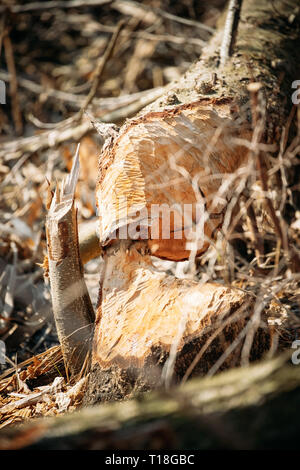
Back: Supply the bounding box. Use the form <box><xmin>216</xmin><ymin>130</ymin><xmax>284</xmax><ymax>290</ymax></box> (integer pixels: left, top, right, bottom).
<box><xmin>93</xmin><ymin>242</ymin><xmax>249</xmax><ymax>370</ymax></box>
<box><xmin>87</xmin><ymin>0</ymin><xmax>300</xmax><ymax>402</ymax></box>
<box><xmin>97</xmin><ymin>99</ymin><xmax>251</xmax><ymax>260</ymax></box>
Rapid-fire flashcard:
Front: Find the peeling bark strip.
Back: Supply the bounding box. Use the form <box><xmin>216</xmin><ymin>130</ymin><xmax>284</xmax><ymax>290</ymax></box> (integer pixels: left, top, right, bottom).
<box><xmin>85</xmin><ymin>0</ymin><xmax>300</xmax><ymax>403</ymax></box>
<box><xmin>46</xmin><ymin>149</ymin><xmax>95</xmax><ymax>377</ymax></box>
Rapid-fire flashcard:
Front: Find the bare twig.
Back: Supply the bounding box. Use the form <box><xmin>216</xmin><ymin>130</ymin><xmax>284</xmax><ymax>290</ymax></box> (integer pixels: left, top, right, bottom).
<box><xmin>133</xmin><ymin>31</ymin><xmax>206</xmax><ymax>48</ymax></box>
<box><xmin>248</xmin><ymin>83</ymin><xmax>290</xmax><ymax>260</ymax></box>
<box><xmin>78</xmin><ymin>20</ymin><xmax>125</xmax><ymax>120</ymax></box>
<box><xmin>155</xmin><ymin>6</ymin><xmax>214</xmax><ymax>34</ymax></box>
<box><xmin>0</xmin><ymin>0</ymin><xmax>112</xmax><ymax>14</ymax></box>
<box><xmin>246</xmin><ymin>201</ymin><xmax>265</xmax><ymax>266</ymax></box>
<box><xmin>257</xmin><ymin>152</ymin><xmax>289</xmax><ymax>256</ymax></box>
<box><xmin>111</xmin><ymin>1</ymin><xmax>214</xmax><ymax>34</ymax></box>
<box><xmin>0</xmin><ymin>120</ymin><xmax>91</xmax><ymax>163</ymax></box>
<box><xmin>0</xmin><ymin>70</ymin><xmax>165</xmax><ymax>111</ymax></box>
<box><xmin>0</xmin><ymin>13</ymin><xmax>6</xmax><ymax>60</ymax></box>
<box><xmin>3</xmin><ymin>33</ymin><xmax>22</xmax><ymax>135</ymax></box>
<box><xmin>220</xmin><ymin>0</ymin><xmax>243</xmax><ymax>66</ymax></box>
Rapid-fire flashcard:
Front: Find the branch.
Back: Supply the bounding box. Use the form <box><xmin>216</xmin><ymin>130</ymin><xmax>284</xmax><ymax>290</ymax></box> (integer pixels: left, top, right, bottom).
<box><xmin>0</xmin><ymin>0</ymin><xmax>112</xmax><ymax>14</ymax></box>
<box><xmin>220</xmin><ymin>0</ymin><xmax>243</xmax><ymax>66</ymax></box>
<box><xmin>78</xmin><ymin>220</ymin><xmax>102</xmax><ymax>265</ymax></box>
<box><xmin>46</xmin><ymin>145</ymin><xmax>95</xmax><ymax>378</ymax></box>
<box><xmin>78</xmin><ymin>20</ymin><xmax>125</xmax><ymax>120</ymax></box>
<box><xmin>3</xmin><ymin>33</ymin><xmax>22</xmax><ymax>135</ymax></box>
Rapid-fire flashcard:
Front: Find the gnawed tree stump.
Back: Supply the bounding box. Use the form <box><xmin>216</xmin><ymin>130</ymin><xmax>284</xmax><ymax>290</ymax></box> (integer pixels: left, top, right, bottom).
<box><xmin>84</xmin><ymin>0</ymin><xmax>300</xmax><ymax>403</ymax></box>
<box><xmin>86</xmin><ymin>241</ymin><xmax>270</xmax><ymax>404</ymax></box>
<box><xmin>82</xmin><ymin>0</ymin><xmax>300</xmax><ymax>403</ymax></box>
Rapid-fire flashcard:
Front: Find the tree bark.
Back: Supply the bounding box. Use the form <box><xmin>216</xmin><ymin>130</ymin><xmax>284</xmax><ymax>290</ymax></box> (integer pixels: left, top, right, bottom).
<box><xmin>1</xmin><ymin>353</ymin><xmax>300</xmax><ymax>450</ymax></box>
<box><xmin>78</xmin><ymin>220</ymin><xmax>102</xmax><ymax>265</ymax></box>
<box><xmin>46</xmin><ymin>150</ymin><xmax>95</xmax><ymax>378</ymax></box>
<box><xmin>85</xmin><ymin>0</ymin><xmax>300</xmax><ymax>403</ymax></box>
<box><xmin>97</xmin><ymin>0</ymin><xmax>299</xmax><ymax>260</ymax></box>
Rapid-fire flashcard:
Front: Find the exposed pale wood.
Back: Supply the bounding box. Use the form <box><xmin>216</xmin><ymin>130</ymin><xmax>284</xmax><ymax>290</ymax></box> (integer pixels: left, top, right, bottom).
<box><xmin>78</xmin><ymin>220</ymin><xmax>102</xmax><ymax>265</ymax></box>
<box><xmin>78</xmin><ymin>20</ymin><xmax>125</xmax><ymax>120</ymax></box>
<box><xmin>93</xmin><ymin>241</ymin><xmax>250</xmax><ymax>371</ymax></box>
<box><xmin>85</xmin><ymin>240</ymin><xmax>271</xmax><ymax>403</ymax></box>
<box><xmin>97</xmin><ymin>0</ymin><xmax>300</xmax><ymax>261</ymax></box>
<box><xmin>97</xmin><ymin>99</ymin><xmax>251</xmax><ymax>260</ymax></box>
<box><xmin>87</xmin><ymin>0</ymin><xmax>300</xmax><ymax>403</ymax></box>
<box><xmin>46</xmin><ymin>148</ymin><xmax>95</xmax><ymax>377</ymax></box>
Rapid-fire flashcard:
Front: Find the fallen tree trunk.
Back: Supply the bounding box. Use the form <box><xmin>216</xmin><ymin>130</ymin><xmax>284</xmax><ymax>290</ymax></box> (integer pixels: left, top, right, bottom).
<box><xmin>1</xmin><ymin>353</ymin><xmax>300</xmax><ymax>450</ymax></box>
<box><xmin>85</xmin><ymin>0</ymin><xmax>300</xmax><ymax>403</ymax></box>
<box><xmin>97</xmin><ymin>0</ymin><xmax>299</xmax><ymax>260</ymax></box>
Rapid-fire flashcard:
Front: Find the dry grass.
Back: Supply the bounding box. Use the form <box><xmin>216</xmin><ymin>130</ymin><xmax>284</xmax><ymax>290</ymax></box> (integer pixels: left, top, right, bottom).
<box><xmin>0</xmin><ymin>0</ymin><xmax>299</xmax><ymax>429</ymax></box>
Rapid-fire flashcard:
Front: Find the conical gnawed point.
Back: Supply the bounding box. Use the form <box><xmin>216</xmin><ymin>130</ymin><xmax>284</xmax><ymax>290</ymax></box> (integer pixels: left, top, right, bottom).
<box><xmin>84</xmin><ymin>0</ymin><xmax>300</xmax><ymax>402</ymax></box>
<box><xmin>97</xmin><ymin>99</ymin><xmax>252</xmax><ymax>260</ymax></box>
<box><xmin>1</xmin><ymin>0</ymin><xmax>299</xmax><ymax>441</ymax></box>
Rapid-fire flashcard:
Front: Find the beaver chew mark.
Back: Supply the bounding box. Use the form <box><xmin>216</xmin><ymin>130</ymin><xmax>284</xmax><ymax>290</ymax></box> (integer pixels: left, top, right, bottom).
<box><xmin>48</xmin><ymin>221</ymin><xmax>69</xmax><ymax>263</ymax></box>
